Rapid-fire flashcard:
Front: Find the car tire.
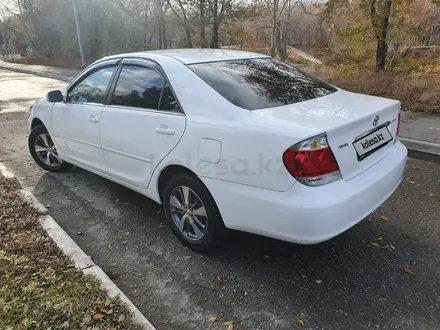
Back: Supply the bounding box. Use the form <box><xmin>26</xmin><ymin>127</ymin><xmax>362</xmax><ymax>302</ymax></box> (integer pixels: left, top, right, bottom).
<box><xmin>163</xmin><ymin>174</ymin><xmax>226</xmax><ymax>252</ymax></box>
<box><xmin>28</xmin><ymin>125</ymin><xmax>73</xmax><ymax>172</ymax></box>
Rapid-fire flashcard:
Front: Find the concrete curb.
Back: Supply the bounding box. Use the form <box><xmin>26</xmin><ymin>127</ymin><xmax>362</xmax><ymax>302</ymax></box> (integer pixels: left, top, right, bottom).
<box><xmin>0</xmin><ymin>65</ymin><xmax>72</xmax><ymax>82</ymax></box>
<box><xmin>0</xmin><ymin>163</ymin><xmax>156</xmax><ymax>330</ymax></box>
<box><xmin>399</xmin><ymin>137</ymin><xmax>440</xmax><ymax>156</ymax></box>
<box><xmin>0</xmin><ymin>163</ymin><xmax>17</xmax><ymax>182</ymax></box>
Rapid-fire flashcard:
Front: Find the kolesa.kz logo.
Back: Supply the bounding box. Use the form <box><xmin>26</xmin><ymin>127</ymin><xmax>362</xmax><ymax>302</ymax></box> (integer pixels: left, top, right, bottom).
<box><xmin>361</xmin><ymin>133</ymin><xmax>385</xmax><ymax>150</ymax></box>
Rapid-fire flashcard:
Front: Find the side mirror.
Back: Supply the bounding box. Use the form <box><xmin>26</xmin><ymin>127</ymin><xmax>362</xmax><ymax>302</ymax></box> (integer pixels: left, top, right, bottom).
<box><xmin>47</xmin><ymin>90</ymin><xmax>64</xmax><ymax>103</ymax></box>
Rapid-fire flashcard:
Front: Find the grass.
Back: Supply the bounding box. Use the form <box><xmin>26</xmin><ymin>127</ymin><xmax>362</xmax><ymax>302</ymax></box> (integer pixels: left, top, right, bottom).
<box><xmin>323</xmin><ymin>70</ymin><xmax>440</xmax><ymax>113</ymax></box>
<box><xmin>0</xmin><ymin>174</ymin><xmax>140</xmax><ymax>330</ymax></box>
<box><xmin>300</xmin><ymin>46</ymin><xmax>440</xmax><ymax>113</ymax></box>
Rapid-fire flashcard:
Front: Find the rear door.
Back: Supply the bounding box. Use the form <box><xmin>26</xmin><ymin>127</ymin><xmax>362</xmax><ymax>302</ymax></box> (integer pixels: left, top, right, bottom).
<box><xmin>52</xmin><ymin>62</ymin><xmax>118</xmax><ymax>172</ymax></box>
<box><xmin>100</xmin><ymin>59</ymin><xmax>185</xmax><ymax>188</ymax></box>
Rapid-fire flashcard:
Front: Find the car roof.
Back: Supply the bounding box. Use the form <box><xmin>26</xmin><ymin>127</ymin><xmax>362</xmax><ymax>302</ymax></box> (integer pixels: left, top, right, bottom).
<box><xmin>107</xmin><ymin>49</ymin><xmax>269</xmax><ymax>65</ymax></box>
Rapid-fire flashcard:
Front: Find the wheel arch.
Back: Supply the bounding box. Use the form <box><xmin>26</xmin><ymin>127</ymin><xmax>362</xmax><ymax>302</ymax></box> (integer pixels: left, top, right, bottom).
<box><xmin>157</xmin><ymin>164</ymin><xmax>200</xmax><ymax>202</ymax></box>
<box><xmin>156</xmin><ymin>163</ymin><xmax>225</xmax><ymax>224</ymax></box>
<box><xmin>31</xmin><ymin>117</ymin><xmax>45</xmax><ymax>130</ymax></box>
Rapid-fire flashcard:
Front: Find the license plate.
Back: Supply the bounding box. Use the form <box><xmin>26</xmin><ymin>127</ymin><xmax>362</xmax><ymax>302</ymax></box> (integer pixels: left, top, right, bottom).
<box><xmin>353</xmin><ymin>126</ymin><xmax>393</xmax><ymax>158</ymax></box>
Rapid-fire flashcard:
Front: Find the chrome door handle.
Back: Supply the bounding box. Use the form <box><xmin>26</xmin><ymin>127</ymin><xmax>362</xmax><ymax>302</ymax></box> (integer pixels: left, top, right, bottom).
<box><xmin>88</xmin><ymin>117</ymin><xmax>99</xmax><ymax>123</ymax></box>
<box><xmin>155</xmin><ymin>127</ymin><xmax>175</xmax><ymax>135</ymax></box>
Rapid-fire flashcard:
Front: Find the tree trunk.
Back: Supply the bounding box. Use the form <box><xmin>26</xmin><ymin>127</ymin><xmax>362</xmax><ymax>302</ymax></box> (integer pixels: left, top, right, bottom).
<box><xmin>271</xmin><ymin>0</ymin><xmax>279</xmax><ymax>57</ymax></box>
<box><xmin>278</xmin><ymin>19</ymin><xmax>289</xmax><ymax>61</ymax></box>
<box><xmin>144</xmin><ymin>0</ymin><xmax>149</xmax><ymax>50</ymax></box>
<box><xmin>370</xmin><ymin>0</ymin><xmax>392</xmax><ymax>71</ymax></box>
<box><xmin>177</xmin><ymin>1</ymin><xmax>192</xmax><ymax>48</ymax></box>
<box><xmin>0</xmin><ymin>22</ymin><xmax>10</xmax><ymax>59</ymax></box>
<box><xmin>184</xmin><ymin>25</ymin><xmax>193</xmax><ymax>48</ymax></box>
<box><xmin>161</xmin><ymin>15</ymin><xmax>167</xmax><ymax>49</ymax></box>
<box><xmin>200</xmin><ymin>0</ymin><xmax>206</xmax><ymax>47</ymax></box>
<box><xmin>211</xmin><ymin>0</ymin><xmax>219</xmax><ymax>48</ymax></box>
<box><xmin>148</xmin><ymin>17</ymin><xmax>158</xmax><ymax>48</ymax></box>
<box><xmin>375</xmin><ymin>39</ymin><xmax>387</xmax><ymax>71</ymax></box>
<box><xmin>276</xmin><ymin>22</ymin><xmax>285</xmax><ymax>61</ymax></box>
<box><xmin>158</xmin><ymin>22</ymin><xmax>164</xmax><ymax>49</ymax></box>
<box><xmin>157</xmin><ymin>0</ymin><xmax>167</xmax><ymax>49</ymax></box>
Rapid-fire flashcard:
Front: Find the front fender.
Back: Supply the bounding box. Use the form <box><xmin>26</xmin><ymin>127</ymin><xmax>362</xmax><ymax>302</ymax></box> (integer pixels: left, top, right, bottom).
<box><xmin>29</xmin><ymin>99</ymin><xmax>55</xmax><ymax>133</ymax></box>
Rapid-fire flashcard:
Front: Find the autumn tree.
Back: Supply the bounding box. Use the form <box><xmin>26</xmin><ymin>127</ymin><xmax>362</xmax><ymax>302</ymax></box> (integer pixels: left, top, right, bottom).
<box><xmin>328</xmin><ymin>0</ymin><xmax>439</xmax><ymax>71</ymax></box>
<box><xmin>260</xmin><ymin>0</ymin><xmax>301</xmax><ymax>59</ymax></box>
<box><xmin>363</xmin><ymin>0</ymin><xmax>393</xmax><ymax>71</ymax></box>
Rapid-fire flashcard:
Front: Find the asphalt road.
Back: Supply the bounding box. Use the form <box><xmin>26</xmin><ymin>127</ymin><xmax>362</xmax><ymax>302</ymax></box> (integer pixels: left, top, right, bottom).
<box><xmin>1</xmin><ymin>70</ymin><xmax>440</xmax><ymax>330</ymax></box>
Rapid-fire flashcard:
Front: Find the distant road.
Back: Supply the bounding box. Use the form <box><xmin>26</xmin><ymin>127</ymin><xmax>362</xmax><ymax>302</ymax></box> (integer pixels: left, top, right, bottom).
<box><xmin>286</xmin><ymin>45</ymin><xmax>323</xmax><ymax>64</ymax></box>
<box><xmin>0</xmin><ymin>59</ymin><xmax>80</xmax><ymax>81</ymax></box>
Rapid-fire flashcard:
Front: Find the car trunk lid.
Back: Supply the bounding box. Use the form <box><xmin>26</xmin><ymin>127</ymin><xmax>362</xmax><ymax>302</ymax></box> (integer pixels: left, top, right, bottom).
<box><xmin>252</xmin><ymin>90</ymin><xmax>400</xmax><ymax>181</ymax></box>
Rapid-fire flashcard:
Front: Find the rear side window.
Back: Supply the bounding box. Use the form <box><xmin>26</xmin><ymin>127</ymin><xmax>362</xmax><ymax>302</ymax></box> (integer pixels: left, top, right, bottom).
<box><xmin>160</xmin><ymin>83</ymin><xmax>179</xmax><ymax>111</ymax></box>
<box><xmin>188</xmin><ymin>58</ymin><xmax>337</xmax><ymax>110</ymax></box>
<box><xmin>112</xmin><ymin>65</ymin><xmax>166</xmax><ymax>110</ymax></box>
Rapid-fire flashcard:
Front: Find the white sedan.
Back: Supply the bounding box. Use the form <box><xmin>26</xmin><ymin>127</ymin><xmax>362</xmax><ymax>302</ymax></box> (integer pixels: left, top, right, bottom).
<box><xmin>28</xmin><ymin>49</ymin><xmax>407</xmax><ymax>251</ymax></box>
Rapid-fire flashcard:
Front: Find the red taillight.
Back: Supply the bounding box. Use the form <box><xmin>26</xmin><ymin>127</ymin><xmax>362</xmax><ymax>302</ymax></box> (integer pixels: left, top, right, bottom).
<box><xmin>283</xmin><ymin>134</ymin><xmax>341</xmax><ymax>186</ymax></box>
<box><xmin>396</xmin><ymin>112</ymin><xmax>401</xmax><ymax>136</ymax></box>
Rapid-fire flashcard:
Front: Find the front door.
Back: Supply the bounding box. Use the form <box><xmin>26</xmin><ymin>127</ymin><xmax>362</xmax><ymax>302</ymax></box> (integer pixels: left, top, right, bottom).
<box><xmin>99</xmin><ymin>62</ymin><xmax>186</xmax><ymax>188</ymax></box>
<box><xmin>52</xmin><ymin>65</ymin><xmax>118</xmax><ymax>172</ymax></box>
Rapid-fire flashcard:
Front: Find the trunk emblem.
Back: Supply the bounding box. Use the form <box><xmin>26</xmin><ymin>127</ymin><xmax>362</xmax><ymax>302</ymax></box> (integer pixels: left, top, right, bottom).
<box><xmin>373</xmin><ymin>116</ymin><xmax>380</xmax><ymax>126</ymax></box>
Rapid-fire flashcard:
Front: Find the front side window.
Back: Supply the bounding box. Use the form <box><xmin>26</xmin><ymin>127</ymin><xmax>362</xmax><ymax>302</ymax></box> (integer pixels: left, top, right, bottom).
<box><xmin>68</xmin><ymin>66</ymin><xmax>116</xmax><ymax>104</ymax></box>
<box><xmin>188</xmin><ymin>58</ymin><xmax>337</xmax><ymax>110</ymax></box>
<box><xmin>112</xmin><ymin>66</ymin><xmax>164</xmax><ymax>110</ymax></box>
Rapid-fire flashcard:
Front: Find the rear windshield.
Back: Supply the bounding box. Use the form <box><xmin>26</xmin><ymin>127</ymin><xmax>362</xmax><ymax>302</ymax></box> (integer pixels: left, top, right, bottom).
<box><xmin>188</xmin><ymin>58</ymin><xmax>337</xmax><ymax>110</ymax></box>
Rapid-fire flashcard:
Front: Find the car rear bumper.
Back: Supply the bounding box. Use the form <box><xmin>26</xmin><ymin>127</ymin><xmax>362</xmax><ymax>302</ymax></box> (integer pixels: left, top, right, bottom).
<box><xmin>201</xmin><ymin>141</ymin><xmax>407</xmax><ymax>244</ymax></box>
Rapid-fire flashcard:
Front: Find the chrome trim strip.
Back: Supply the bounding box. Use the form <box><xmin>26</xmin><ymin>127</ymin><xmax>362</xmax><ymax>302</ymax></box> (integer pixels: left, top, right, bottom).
<box><xmin>104</xmin><ymin>105</ymin><xmax>185</xmax><ymax>116</ymax></box>
<box><xmin>101</xmin><ymin>146</ymin><xmax>153</xmax><ymax>163</ymax></box>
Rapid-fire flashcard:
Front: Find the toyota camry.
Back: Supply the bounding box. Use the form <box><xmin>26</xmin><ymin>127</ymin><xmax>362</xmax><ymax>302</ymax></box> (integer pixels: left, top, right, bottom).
<box><xmin>28</xmin><ymin>49</ymin><xmax>407</xmax><ymax>251</ymax></box>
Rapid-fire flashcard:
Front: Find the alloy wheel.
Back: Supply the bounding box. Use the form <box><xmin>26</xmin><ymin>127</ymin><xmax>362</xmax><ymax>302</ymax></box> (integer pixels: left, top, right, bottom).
<box><xmin>34</xmin><ymin>133</ymin><xmax>62</xmax><ymax>167</ymax></box>
<box><xmin>169</xmin><ymin>185</ymin><xmax>208</xmax><ymax>241</ymax></box>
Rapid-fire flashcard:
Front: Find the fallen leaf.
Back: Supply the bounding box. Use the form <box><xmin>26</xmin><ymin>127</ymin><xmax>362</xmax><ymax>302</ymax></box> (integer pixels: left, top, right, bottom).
<box><xmin>390</xmin><ymin>243</ymin><xmax>395</xmax><ymax>250</ymax></box>
<box><xmin>380</xmin><ymin>216</ymin><xmax>390</xmax><ymax>221</ymax></box>
<box><xmin>376</xmin><ymin>237</ymin><xmax>383</xmax><ymax>241</ymax></box>
<box><xmin>402</xmin><ymin>232</ymin><xmax>410</xmax><ymax>237</ymax></box>
<box><xmin>244</xmin><ymin>291</ymin><xmax>248</xmax><ymax>296</ymax></box>
<box><xmin>370</xmin><ymin>242</ymin><xmax>380</xmax><ymax>247</ymax></box>
<box><xmin>429</xmin><ymin>193</ymin><xmax>436</xmax><ymax>197</ymax></box>
<box><xmin>94</xmin><ymin>313</ymin><xmax>104</xmax><ymax>320</ymax></box>
<box><xmin>184</xmin><ymin>256</ymin><xmax>192</xmax><ymax>260</ymax></box>
<box><xmin>298</xmin><ymin>319</ymin><xmax>305</xmax><ymax>327</ymax></box>
<box><xmin>215</xmin><ymin>276</ymin><xmax>222</xmax><ymax>284</ymax></box>
<box><xmin>223</xmin><ymin>321</ymin><xmax>233</xmax><ymax>326</ymax></box>
<box><xmin>403</xmin><ymin>267</ymin><xmax>415</xmax><ymax>275</ymax></box>
<box><xmin>413</xmin><ymin>166</ymin><xmax>422</xmax><ymax>170</ymax></box>
<box><xmin>209</xmin><ymin>316</ymin><xmax>217</xmax><ymax>322</ymax></box>
<box><xmin>76</xmin><ymin>232</ymin><xmax>83</xmax><ymax>235</ymax></box>
<box><xmin>228</xmin><ymin>324</ymin><xmax>234</xmax><ymax>330</ymax></box>
<box><xmin>408</xmin><ymin>181</ymin><xmax>416</xmax><ymax>185</ymax></box>
<box><xmin>315</xmin><ymin>280</ymin><xmax>322</xmax><ymax>284</ymax></box>
<box><xmin>83</xmin><ymin>314</ymin><xmax>92</xmax><ymax>324</ymax></box>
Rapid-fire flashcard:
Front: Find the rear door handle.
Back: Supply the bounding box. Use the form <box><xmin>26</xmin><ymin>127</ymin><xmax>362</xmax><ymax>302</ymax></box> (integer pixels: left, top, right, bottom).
<box><xmin>155</xmin><ymin>127</ymin><xmax>175</xmax><ymax>135</ymax></box>
<box><xmin>88</xmin><ymin>116</ymin><xmax>99</xmax><ymax>123</ymax></box>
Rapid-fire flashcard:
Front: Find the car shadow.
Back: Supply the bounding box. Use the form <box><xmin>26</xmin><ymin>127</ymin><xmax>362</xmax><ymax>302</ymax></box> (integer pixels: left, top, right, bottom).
<box><xmin>32</xmin><ymin>166</ymin><xmax>440</xmax><ymax>329</ymax></box>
